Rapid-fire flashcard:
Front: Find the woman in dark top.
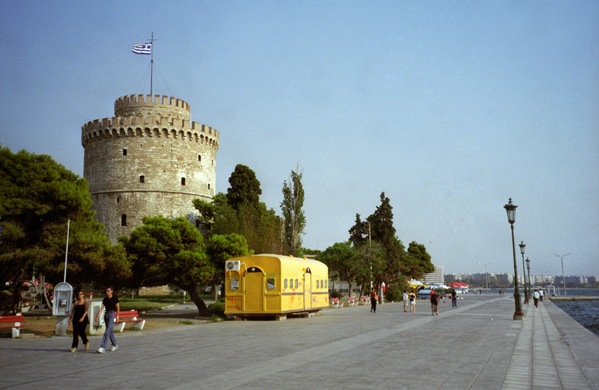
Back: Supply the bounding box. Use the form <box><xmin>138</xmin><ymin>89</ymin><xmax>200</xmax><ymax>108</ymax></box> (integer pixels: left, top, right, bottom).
<box><xmin>370</xmin><ymin>288</ymin><xmax>378</xmax><ymax>313</ymax></box>
<box><xmin>430</xmin><ymin>289</ymin><xmax>439</xmax><ymax>316</ymax></box>
<box><xmin>68</xmin><ymin>290</ymin><xmax>90</xmax><ymax>352</ymax></box>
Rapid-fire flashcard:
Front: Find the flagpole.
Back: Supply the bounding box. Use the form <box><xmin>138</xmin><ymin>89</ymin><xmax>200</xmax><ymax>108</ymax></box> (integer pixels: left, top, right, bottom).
<box><xmin>63</xmin><ymin>219</ymin><xmax>70</xmax><ymax>283</ymax></box>
<box><xmin>150</xmin><ymin>32</ymin><xmax>154</xmax><ymax>95</ymax></box>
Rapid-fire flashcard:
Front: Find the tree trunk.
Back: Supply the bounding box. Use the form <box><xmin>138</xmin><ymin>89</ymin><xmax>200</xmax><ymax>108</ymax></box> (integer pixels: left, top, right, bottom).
<box><xmin>187</xmin><ymin>286</ymin><xmax>210</xmax><ymax>316</ymax></box>
<box><xmin>37</xmin><ymin>274</ymin><xmax>53</xmax><ymax>311</ymax></box>
<box><xmin>212</xmin><ymin>283</ymin><xmax>219</xmax><ymax>301</ymax></box>
<box><xmin>42</xmin><ymin>283</ymin><xmax>53</xmax><ymax>311</ymax></box>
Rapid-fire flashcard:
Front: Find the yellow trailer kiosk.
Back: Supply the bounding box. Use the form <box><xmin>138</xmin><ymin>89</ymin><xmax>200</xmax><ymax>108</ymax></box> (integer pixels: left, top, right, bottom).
<box><xmin>224</xmin><ymin>254</ymin><xmax>329</xmax><ymax>320</ymax></box>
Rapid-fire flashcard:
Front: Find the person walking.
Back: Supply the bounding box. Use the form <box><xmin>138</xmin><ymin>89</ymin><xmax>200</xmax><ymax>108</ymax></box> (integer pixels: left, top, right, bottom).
<box><xmin>533</xmin><ymin>289</ymin><xmax>540</xmax><ymax>308</ymax></box>
<box><xmin>451</xmin><ymin>290</ymin><xmax>457</xmax><ymax>308</ymax></box>
<box><xmin>402</xmin><ymin>290</ymin><xmax>409</xmax><ymax>312</ymax></box>
<box><xmin>68</xmin><ymin>290</ymin><xmax>90</xmax><ymax>352</ymax></box>
<box><xmin>430</xmin><ymin>289</ymin><xmax>439</xmax><ymax>316</ymax></box>
<box><xmin>409</xmin><ymin>291</ymin><xmax>416</xmax><ymax>313</ymax></box>
<box><xmin>96</xmin><ymin>286</ymin><xmax>120</xmax><ymax>354</ymax></box>
<box><xmin>370</xmin><ymin>288</ymin><xmax>378</xmax><ymax>313</ymax></box>
<box><xmin>539</xmin><ymin>289</ymin><xmax>544</xmax><ymax>302</ymax></box>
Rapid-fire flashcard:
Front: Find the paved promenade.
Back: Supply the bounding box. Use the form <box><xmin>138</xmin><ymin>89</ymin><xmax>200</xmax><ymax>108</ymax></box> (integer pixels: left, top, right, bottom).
<box><xmin>1</xmin><ymin>295</ymin><xmax>597</xmax><ymax>389</ymax></box>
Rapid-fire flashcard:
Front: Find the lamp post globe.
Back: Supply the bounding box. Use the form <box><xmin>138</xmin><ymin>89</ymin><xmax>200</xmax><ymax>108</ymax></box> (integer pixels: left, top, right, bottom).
<box><xmin>519</xmin><ymin>241</ymin><xmax>529</xmax><ymax>304</ymax></box>
<box><xmin>504</xmin><ymin>198</ymin><xmax>524</xmax><ymax>320</ymax></box>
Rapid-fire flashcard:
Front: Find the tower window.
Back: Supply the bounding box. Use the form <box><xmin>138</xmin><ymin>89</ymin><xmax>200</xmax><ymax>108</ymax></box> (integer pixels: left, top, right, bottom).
<box><xmin>121</xmin><ymin>214</ymin><xmax>127</xmax><ymax>226</ymax></box>
<box><xmin>123</xmin><ymin>148</ymin><xmax>127</xmax><ymax>156</ymax></box>
<box><xmin>208</xmin><ymin>183</ymin><xmax>211</xmax><ymax>189</ymax></box>
<box><xmin>181</xmin><ymin>177</ymin><xmax>186</xmax><ymax>186</ymax></box>
<box><xmin>198</xmin><ymin>154</ymin><xmax>201</xmax><ymax>162</ymax></box>
<box><xmin>140</xmin><ymin>175</ymin><xmax>145</xmax><ymax>183</ymax></box>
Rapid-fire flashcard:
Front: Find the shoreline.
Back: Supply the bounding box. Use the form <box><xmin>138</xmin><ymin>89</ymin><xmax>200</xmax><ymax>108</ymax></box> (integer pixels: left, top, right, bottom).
<box><xmin>549</xmin><ymin>296</ymin><xmax>599</xmax><ymax>301</ymax></box>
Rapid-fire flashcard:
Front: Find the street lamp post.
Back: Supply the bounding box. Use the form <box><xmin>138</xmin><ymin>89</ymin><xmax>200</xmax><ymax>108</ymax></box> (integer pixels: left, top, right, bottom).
<box><xmin>504</xmin><ymin>198</ymin><xmax>524</xmax><ymax>320</ymax></box>
<box><xmin>525</xmin><ymin>258</ymin><xmax>531</xmax><ymax>296</ymax></box>
<box><xmin>552</xmin><ymin>252</ymin><xmax>571</xmax><ymax>296</ymax></box>
<box><xmin>518</xmin><ymin>241</ymin><xmax>529</xmax><ymax>304</ymax></box>
<box><xmin>365</xmin><ymin>221</ymin><xmax>373</xmax><ymax>290</ymax></box>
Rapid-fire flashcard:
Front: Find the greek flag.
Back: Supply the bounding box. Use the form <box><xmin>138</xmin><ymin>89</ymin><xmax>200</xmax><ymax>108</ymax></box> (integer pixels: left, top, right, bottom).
<box><xmin>132</xmin><ymin>43</ymin><xmax>152</xmax><ymax>55</ymax></box>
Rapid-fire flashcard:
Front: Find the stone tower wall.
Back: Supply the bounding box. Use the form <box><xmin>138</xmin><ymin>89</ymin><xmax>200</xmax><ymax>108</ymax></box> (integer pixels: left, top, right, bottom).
<box><xmin>82</xmin><ymin>94</ymin><xmax>219</xmax><ymax>243</ymax></box>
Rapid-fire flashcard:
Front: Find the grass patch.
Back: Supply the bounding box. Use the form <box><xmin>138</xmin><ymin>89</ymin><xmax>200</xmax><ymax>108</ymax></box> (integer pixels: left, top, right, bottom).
<box><xmin>179</xmin><ymin>320</ymin><xmax>195</xmax><ymax>325</ymax></box>
<box><xmin>119</xmin><ymin>295</ymin><xmax>183</xmax><ymax>312</ymax></box>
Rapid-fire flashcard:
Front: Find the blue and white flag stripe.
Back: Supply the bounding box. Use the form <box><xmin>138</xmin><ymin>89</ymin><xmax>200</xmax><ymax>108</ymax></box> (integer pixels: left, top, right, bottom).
<box><xmin>132</xmin><ymin>43</ymin><xmax>152</xmax><ymax>55</ymax></box>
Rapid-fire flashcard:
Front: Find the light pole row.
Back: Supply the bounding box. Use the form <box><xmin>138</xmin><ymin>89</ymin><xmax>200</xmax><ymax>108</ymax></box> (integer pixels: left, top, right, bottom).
<box><xmin>526</xmin><ymin>257</ymin><xmax>531</xmax><ymax>297</ymax></box>
<box><xmin>504</xmin><ymin>198</ymin><xmax>572</xmax><ymax>314</ymax></box>
<box><xmin>504</xmin><ymin>198</ymin><xmax>524</xmax><ymax>320</ymax></box>
<box><xmin>518</xmin><ymin>241</ymin><xmax>529</xmax><ymax>304</ymax></box>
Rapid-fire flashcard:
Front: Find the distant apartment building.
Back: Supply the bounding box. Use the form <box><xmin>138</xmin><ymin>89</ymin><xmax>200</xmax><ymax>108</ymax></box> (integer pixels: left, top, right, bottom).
<box><xmin>471</xmin><ymin>273</ymin><xmax>486</xmax><ymax>284</ymax></box>
<box><xmin>446</xmin><ymin>271</ymin><xmax>595</xmax><ymax>288</ymax></box>
<box><xmin>444</xmin><ymin>274</ymin><xmax>456</xmax><ymax>283</ymax></box>
<box><xmin>530</xmin><ymin>275</ymin><xmax>554</xmax><ymax>286</ymax></box>
<box><xmin>444</xmin><ymin>273</ymin><xmax>469</xmax><ymax>284</ymax></box>
<box><xmin>555</xmin><ymin>275</ymin><xmax>592</xmax><ymax>287</ymax></box>
<box><xmin>424</xmin><ymin>264</ymin><xmax>445</xmax><ymax>284</ymax></box>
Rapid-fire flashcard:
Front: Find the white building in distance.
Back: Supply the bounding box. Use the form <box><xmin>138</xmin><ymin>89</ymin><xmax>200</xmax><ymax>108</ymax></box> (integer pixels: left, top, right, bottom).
<box><xmin>424</xmin><ymin>264</ymin><xmax>445</xmax><ymax>285</ymax></box>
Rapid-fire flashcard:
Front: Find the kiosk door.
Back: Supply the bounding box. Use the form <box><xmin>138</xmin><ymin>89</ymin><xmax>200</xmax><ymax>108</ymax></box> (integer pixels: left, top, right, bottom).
<box><xmin>244</xmin><ymin>267</ymin><xmax>264</xmax><ymax>313</ymax></box>
<box><xmin>304</xmin><ymin>271</ymin><xmax>312</xmax><ymax>310</ymax></box>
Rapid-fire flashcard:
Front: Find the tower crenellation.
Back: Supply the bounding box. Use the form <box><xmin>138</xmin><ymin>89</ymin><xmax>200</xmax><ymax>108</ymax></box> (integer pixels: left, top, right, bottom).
<box><xmin>114</xmin><ymin>94</ymin><xmax>190</xmax><ymax>119</ymax></box>
<box><xmin>82</xmin><ymin>94</ymin><xmax>219</xmax><ymax>243</ymax></box>
<box><xmin>81</xmin><ymin>116</ymin><xmax>219</xmax><ymax>148</ymax></box>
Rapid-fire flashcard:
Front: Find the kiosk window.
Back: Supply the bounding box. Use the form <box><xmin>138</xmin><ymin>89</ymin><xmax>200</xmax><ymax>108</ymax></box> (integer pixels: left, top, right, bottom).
<box><xmin>295</xmin><ymin>279</ymin><xmax>299</xmax><ymax>288</ymax></box>
<box><xmin>284</xmin><ymin>279</ymin><xmax>288</xmax><ymax>289</ymax></box>
<box><xmin>267</xmin><ymin>278</ymin><xmax>275</xmax><ymax>289</ymax></box>
<box><xmin>230</xmin><ymin>279</ymin><xmax>239</xmax><ymax>291</ymax></box>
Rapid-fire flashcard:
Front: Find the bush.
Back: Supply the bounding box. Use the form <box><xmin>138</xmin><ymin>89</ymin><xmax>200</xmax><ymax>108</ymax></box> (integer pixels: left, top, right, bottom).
<box><xmin>208</xmin><ymin>301</ymin><xmax>225</xmax><ymax>317</ymax></box>
<box><xmin>385</xmin><ymin>284</ymin><xmax>401</xmax><ymax>302</ymax></box>
<box><xmin>330</xmin><ymin>290</ymin><xmax>341</xmax><ymax>299</ymax></box>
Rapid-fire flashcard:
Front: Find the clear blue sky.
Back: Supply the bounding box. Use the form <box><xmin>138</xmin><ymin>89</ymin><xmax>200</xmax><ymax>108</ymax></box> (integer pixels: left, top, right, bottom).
<box><xmin>1</xmin><ymin>1</ymin><xmax>598</xmax><ymax>277</ymax></box>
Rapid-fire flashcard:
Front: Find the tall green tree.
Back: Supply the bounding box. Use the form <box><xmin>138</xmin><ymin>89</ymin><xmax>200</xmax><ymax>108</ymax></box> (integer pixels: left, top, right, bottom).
<box><xmin>318</xmin><ymin>242</ymin><xmax>358</xmax><ymax>295</ymax></box>
<box><xmin>194</xmin><ymin>193</ymin><xmax>239</xmax><ymax>237</ymax></box>
<box><xmin>319</xmin><ymin>241</ymin><xmax>386</xmax><ymax>298</ymax></box>
<box><xmin>196</xmin><ymin>165</ymin><xmax>283</xmax><ymax>255</ymax></box>
<box><xmin>0</xmin><ymin>146</ymin><xmax>129</xmax><ymax>290</ymax></box>
<box><xmin>226</xmin><ymin>164</ymin><xmax>262</xmax><ymax>210</ymax></box>
<box><xmin>402</xmin><ymin>241</ymin><xmax>434</xmax><ymax>280</ymax></box>
<box><xmin>195</xmin><ymin>194</ymin><xmax>282</xmax><ymax>254</ymax></box>
<box><xmin>281</xmin><ymin>168</ymin><xmax>306</xmax><ymax>256</ymax></box>
<box><xmin>121</xmin><ymin>216</ymin><xmax>214</xmax><ymax>316</ymax></box>
<box><xmin>368</xmin><ymin>192</ymin><xmax>396</xmax><ymax>246</ymax></box>
<box><xmin>367</xmin><ymin>192</ymin><xmax>403</xmax><ymax>285</ymax></box>
<box><xmin>355</xmin><ymin>241</ymin><xmax>387</xmax><ymax>296</ymax></box>
<box><xmin>236</xmin><ymin>201</ymin><xmax>282</xmax><ymax>254</ymax></box>
<box><xmin>348</xmin><ymin>213</ymin><xmax>368</xmax><ymax>248</ymax></box>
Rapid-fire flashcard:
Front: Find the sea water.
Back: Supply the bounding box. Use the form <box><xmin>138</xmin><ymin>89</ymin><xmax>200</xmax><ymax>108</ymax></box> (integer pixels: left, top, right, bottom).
<box><xmin>550</xmin><ymin>288</ymin><xmax>599</xmax><ymax>337</ymax></box>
